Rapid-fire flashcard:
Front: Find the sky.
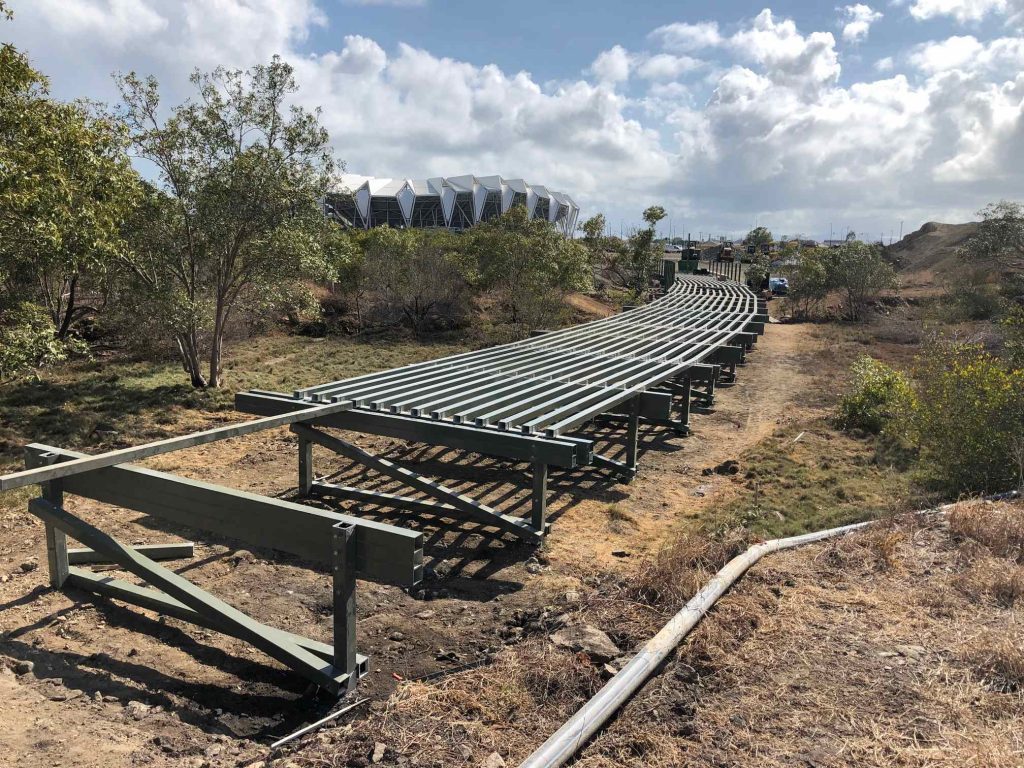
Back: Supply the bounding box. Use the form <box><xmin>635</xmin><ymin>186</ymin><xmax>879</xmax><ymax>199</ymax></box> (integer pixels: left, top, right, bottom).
<box><xmin>3</xmin><ymin>0</ymin><xmax>1024</xmax><ymax>240</ymax></box>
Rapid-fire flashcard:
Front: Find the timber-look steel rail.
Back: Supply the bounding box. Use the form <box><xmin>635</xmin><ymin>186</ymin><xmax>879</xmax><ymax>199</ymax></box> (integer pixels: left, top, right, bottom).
<box><xmin>0</xmin><ymin>275</ymin><xmax>765</xmax><ymax>699</ymax></box>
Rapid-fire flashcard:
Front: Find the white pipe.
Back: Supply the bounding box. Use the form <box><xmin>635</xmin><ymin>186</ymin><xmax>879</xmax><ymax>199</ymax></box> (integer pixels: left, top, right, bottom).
<box><xmin>518</xmin><ymin>492</ymin><xmax>1019</xmax><ymax>768</ymax></box>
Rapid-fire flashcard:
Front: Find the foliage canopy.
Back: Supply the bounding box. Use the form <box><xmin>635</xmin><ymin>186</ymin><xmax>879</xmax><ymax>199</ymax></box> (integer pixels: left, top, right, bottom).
<box><xmin>115</xmin><ymin>57</ymin><xmax>338</xmax><ymax>387</ymax></box>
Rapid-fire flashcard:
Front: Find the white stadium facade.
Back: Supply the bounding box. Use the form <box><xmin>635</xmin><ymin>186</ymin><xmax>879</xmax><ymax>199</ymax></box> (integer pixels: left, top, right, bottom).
<box><xmin>325</xmin><ymin>174</ymin><xmax>580</xmax><ymax>236</ymax></box>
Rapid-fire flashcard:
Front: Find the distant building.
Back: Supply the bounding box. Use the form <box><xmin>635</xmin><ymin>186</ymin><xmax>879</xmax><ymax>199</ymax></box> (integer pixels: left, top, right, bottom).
<box><xmin>325</xmin><ymin>174</ymin><xmax>580</xmax><ymax>236</ymax></box>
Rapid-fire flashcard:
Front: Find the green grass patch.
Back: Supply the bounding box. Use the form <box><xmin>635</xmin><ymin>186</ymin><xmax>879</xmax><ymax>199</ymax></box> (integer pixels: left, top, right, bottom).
<box><xmin>0</xmin><ymin>331</ymin><xmax>470</xmax><ymax>476</ymax></box>
<box><xmin>701</xmin><ymin>420</ymin><xmax>918</xmax><ymax>538</ymax></box>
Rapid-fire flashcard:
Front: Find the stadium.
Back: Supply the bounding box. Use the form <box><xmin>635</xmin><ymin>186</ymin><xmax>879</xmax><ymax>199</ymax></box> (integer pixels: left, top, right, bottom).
<box><xmin>325</xmin><ymin>174</ymin><xmax>580</xmax><ymax>236</ymax></box>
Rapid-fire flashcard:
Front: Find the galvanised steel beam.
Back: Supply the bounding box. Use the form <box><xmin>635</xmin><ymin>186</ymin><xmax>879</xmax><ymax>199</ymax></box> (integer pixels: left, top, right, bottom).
<box><xmin>236</xmin><ymin>391</ymin><xmax>588</xmax><ymax>468</ymax></box>
<box><xmin>293</xmin><ymin>424</ymin><xmax>544</xmax><ymax>543</ymax></box>
<box><xmin>67</xmin><ymin>542</ymin><xmax>194</xmax><ymax>565</ymax></box>
<box><xmin>309</xmin><ymin>481</ymin><xmax>459</xmax><ymax>516</ymax></box>
<box><xmin>28</xmin><ymin>497</ymin><xmax>352</xmax><ymax>694</ymax></box>
<box><xmin>24</xmin><ymin>444</ymin><xmax>423</xmax><ymax>586</ymax></box>
<box><xmin>0</xmin><ymin>400</ymin><xmax>354</xmax><ymax>492</ymax></box>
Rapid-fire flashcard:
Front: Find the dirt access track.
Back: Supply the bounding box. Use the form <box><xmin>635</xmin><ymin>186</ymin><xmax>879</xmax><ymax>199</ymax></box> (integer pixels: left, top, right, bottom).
<box><xmin>0</xmin><ymin>319</ymin><xmax>827</xmax><ymax>768</ymax></box>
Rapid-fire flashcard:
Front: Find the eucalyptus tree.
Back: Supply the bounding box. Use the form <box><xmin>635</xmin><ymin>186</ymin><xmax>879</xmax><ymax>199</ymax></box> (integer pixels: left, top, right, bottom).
<box><xmin>116</xmin><ymin>57</ymin><xmax>338</xmax><ymax>387</ymax></box>
<box><xmin>1</xmin><ymin>7</ymin><xmax>138</xmax><ymax>381</ymax></box>
<box><xmin>463</xmin><ymin>206</ymin><xmax>591</xmax><ymax>331</ymax></box>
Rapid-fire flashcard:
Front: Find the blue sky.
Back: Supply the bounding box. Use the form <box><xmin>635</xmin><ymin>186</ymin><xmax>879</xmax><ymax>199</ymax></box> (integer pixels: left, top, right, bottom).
<box><xmin>4</xmin><ymin>0</ymin><xmax>1024</xmax><ymax>239</ymax></box>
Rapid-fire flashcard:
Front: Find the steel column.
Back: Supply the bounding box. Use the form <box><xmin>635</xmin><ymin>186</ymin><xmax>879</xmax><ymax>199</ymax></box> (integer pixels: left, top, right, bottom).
<box><xmin>625</xmin><ymin>397</ymin><xmax>640</xmax><ymax>472</ymax></box>
<box><xmin>531</xmin><ymin>462</ymin><xmax>548</xmax><ymax>532</ymax></box>
<box><xmin>333</xmin><ymin>522</ymin><xmax>358</xmax><ymax>689</ymax></box>
<box><xmin>43</xmin><ymin>480</ymin><xmax>68</xmax><ymax>588</ymax></box>
<box><xmin>299</xmin><ymin>433</ymin><xmax>313</xmax><ymax>495</ymax></box>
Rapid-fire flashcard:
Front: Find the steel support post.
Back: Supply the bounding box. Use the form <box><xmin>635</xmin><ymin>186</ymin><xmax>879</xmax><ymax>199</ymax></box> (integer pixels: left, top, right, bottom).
<box><xmin>298</xmin><ymin>433</ymin><xmax>313</xmax><ymax>495</ymax></box>
<box><xmin>531</xmin><ymin>462</ymin><xmax>548</xmax><ymax>533</ymax></box>
<box><xmin>678</xmin><ymin>376</ymin><xmax>691</xmax><ymax>435</ymax></box>
<box><xmin>332</xmin><ymin>522</ymin><xmax>358</xmax><ymax>690</ymax></box>
<box><xmin>42</xmin><ymin>480</ymin><xmax>69</xmax><ymax>588</ymax></box>
<box><xmin>625</xmin><ymin>396</ymin><xmax>640</xmax><ymax>472</ymax></box>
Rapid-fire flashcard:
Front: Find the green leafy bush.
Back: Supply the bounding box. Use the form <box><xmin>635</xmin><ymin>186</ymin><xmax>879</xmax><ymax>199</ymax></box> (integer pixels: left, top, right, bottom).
<box><xmin>911</xmin><ymin>341</ymin><xmax>1024</xmax><ymax>494</ymax></box>
<box><xmin>836</xmin><ymin>356</ymin><xmax>915</xmax><ymax>434</ymax></box>
<box><xmin>0</xmin><ymin>302</ymin><xmax>84</xmax><ymax>382</ymax></box>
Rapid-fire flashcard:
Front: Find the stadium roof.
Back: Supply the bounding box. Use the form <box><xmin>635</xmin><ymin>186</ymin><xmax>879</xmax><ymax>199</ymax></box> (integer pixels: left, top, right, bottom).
<box><xmin>326</xmin><ymin>174</ymin><xmax>580</xmax><ymax>236</ymax></box>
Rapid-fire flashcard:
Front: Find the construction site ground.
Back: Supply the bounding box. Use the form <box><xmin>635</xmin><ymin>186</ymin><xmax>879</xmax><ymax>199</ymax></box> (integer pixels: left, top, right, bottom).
<box><xmin>1</xmin><ymin>297</ymin><xmax>1014</xmax><ymax>767</ymax></box>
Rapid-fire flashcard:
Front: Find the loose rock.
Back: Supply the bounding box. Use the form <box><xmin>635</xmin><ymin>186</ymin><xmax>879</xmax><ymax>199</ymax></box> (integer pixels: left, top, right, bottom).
<box><xmin>371</xmin><ymin>742</ymin><xmax>386</xmax><ymax>763</ymax></box>
<box><xmin>125</xmin><ymin>701</ymin><xmax>151</xmax><ymax>721</ymax></box>
<box><xmin>550</xmin><ymin>623</ymin><xmax>620</xmax><ymax>662</ymax></box>
<box><xmin>483</xmin><ymin>752</ymin><xmax>506</xmax><ymax>768</ymax></box>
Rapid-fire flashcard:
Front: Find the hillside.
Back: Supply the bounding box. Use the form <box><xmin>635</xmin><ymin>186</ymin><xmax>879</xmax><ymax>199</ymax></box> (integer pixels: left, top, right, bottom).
<box><xmin>886</xmin><ymin>220</ymin><xmax>978</xmax><ymax>274</ymax></box>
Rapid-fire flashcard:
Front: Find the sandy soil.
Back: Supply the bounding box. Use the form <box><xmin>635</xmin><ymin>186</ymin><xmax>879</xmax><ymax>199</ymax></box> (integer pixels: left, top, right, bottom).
<box><xmin>0</xmin><ymin>318</ymin><xmax>833</xmax><ymax>767</ymax></box>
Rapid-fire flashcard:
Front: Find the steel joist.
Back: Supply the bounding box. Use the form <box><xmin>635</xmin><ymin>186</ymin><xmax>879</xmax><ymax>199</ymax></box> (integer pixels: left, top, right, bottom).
<box><xmin>1</xmin><ymin>276</ymin><xmax>764</xmax><ymax>698</ymax></box>
<box><xmin>236</xmin><ymin>276</ymin><xmax>766</xmax><ymax>540</ymax></box>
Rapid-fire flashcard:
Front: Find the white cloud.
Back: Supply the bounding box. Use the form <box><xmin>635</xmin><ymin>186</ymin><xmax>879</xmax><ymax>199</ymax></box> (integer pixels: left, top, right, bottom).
<box><xmin>588</xmin><ymin>45</ymin><xmax>632</xmax><ymax>84</ymax></box>
<box><xmin>4</xmin><ymin>2</ymin><xmax>1024</xmax><ymax>234</ymax></box>
<box><xmin>840</xmin><ymin>4</ymin><xmax>883</xmax><ymax>43</ymax></box>
<box><xmin>649</xmin><ymin>21</ymin><xmax>722</xmax><ymax>52</ymax></box>
<box><xmin>909</xmin><ymin>35</ymin><xmax>986</xmax><ymax>71</ymax></box>
<box><xmin>325</xmin><ymin>35</ymin><xmax>388</xmax><ymax>75</ymax></box>
<box><xmin>635</xmin><ymin>53</ymin><xmax>703</xmax><ymax>81</ymax></box>
<box><xmin>909</xmin><ymin>34</ymin><xmax>1024</xmax><ymax>72</ymax></box>
<box><xmin>908</xmin><ymin>0</ymin><xmax>1016</xmax><ymax>23</ymax></box>
<box><xmin>32</xmin><ymin>0</ymin><xmax>167</xmax><ymax>47</ymax></box>
<box><xmin>729</xmin><ymin>9</ymin><xmax>840</xmax><ymax>94</ymax></box>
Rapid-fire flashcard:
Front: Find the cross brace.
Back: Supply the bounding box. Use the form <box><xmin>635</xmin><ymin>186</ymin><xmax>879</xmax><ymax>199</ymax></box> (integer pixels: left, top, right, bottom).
<box><xmin>293</xmin><ymin>424</ymin><xmax>545</xmax><ymax>543</ymax></box>
<box><xmin>26</xmin><ymin>497</ymin><xmax>364</xmax><ymax>696</ymax></box>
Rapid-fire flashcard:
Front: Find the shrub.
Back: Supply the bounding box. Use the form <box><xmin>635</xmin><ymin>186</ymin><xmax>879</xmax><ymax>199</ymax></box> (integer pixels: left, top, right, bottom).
<box><xmin>0</xmin><ymin>302</ymin><xmax>84</xmax><ymax>382</ymax></box>
<box><xmin>821</xmin><ymin>242</ymin><xmax>898</xmax><ymax>320</ymax></box>
<box><xmin>912</xmin><ymin>341</ymin><xmax>1024</xmax><ymax>494</ymax></box>
<box><xmin>782</xmin><ymin>248</ymin><xmax>830</xmax><ymax>319</ymax></box>
<box><xmin>836</xmin><ymin>356</ymin><xmax>915</xmax><ymax>434</ymax></box>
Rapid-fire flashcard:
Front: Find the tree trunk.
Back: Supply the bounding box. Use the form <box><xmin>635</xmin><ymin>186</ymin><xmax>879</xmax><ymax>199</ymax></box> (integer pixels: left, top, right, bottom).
<box><xmin>208</xmin><ymin>298</ymin><xmax>226</xmax><ymax>389</ymax></box>
<box><xmin>176</xmin><ymin>331</ymin><xmax>207</xmax><ymax>388</ymax></box>
<box><xmin>209</xmin><ymin>331</ymin><xmax>223</xmax><ymax>388</ymax></box>
<box><xmin>55</xmin><ymin>273</ymin><xmax>78</xmax><ymax>340</ymax></box>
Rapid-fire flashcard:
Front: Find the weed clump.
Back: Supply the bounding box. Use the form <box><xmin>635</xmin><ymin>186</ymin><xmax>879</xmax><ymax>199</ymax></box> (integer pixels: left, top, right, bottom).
<box><xmin>633</xmin><ymin>528</ymin><xmax>751</xmax><ymax>609</ymax></box>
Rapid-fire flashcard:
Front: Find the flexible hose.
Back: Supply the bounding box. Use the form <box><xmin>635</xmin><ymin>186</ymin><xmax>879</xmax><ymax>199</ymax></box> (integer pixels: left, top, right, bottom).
<box><xmin>518</xmin><ymin>491</ymin><xmax>1019</xmax><ymax>768</ymax></box>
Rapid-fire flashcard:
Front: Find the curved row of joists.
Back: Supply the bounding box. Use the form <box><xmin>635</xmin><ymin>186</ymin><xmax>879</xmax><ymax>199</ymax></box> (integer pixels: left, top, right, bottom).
<box><xmin>280</xmin><ymin>277</ymin><xmax>763</xmax><ymax>438</ymax></box>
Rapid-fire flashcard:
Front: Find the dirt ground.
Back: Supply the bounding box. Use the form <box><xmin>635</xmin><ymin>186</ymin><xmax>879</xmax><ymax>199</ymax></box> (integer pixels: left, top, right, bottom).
<box><xmin>0</xmin><ymin>315</ymin><xmax>932</xmax><ymax>767</ymax></box>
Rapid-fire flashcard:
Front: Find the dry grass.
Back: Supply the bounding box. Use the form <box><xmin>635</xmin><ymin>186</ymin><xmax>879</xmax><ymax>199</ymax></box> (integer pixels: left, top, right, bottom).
<box><xmin>955</xmin><ymin>557</ymin><xmax>1024</xmax><ymax>607</ymax></box>
<box><xmin>287</xmin><ymin>502</ymin><xmax>1024</xmax><ymax>768</ymax></box>
<box><xmin>631</xmin><ymin>526</ymin><xmax>751</xmax><ymax>609</ymax></box>
<box><xmin>297</xmin><ymin>640</ymin><xmax>603</xmax><ymax>767</ymax></box>
<box><xmin>960</xmin><ymin>628</ymin><xmax>1024</xmax><ymax>694</ymax></box>
<box><xmin>949</xmin><ymin>499</ymin><xmax>1024</xmax><ymax>562</ymax></box>
<box><xmin>602</xmin><ymin>503</ymin><xmax>638</xmax><ymax>533</ymax></box>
